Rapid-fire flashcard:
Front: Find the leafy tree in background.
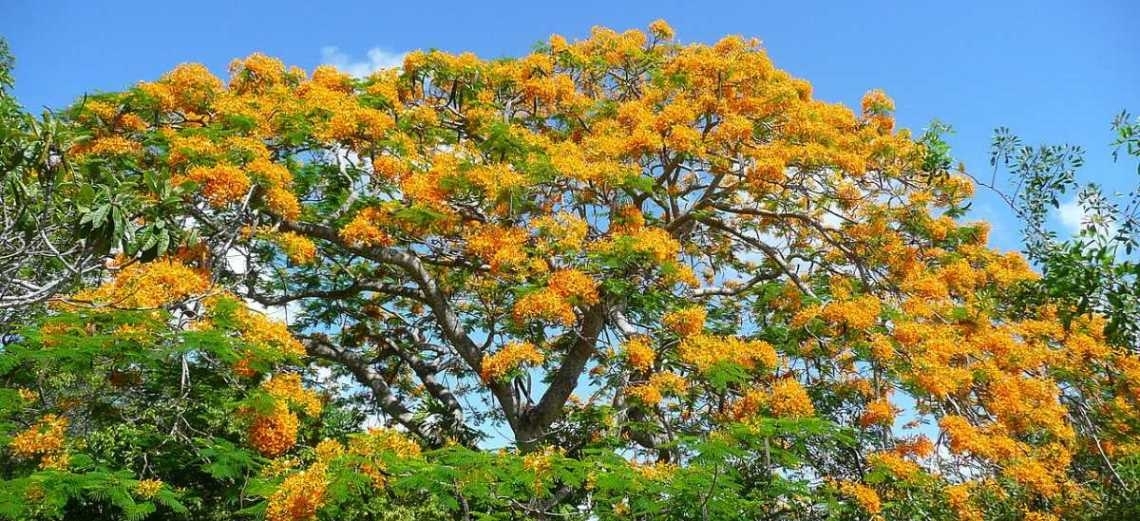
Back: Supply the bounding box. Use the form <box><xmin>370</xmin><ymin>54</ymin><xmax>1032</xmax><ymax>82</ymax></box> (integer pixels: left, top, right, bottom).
<box><xmin>2</xmin><ymin>22</ymin><xmax>1140</xmax><ymax>520</ymax></box>
<box><xmin>983</xmin><ymin>111</ymin><xmax>1140</xmax><ymax>519</ymax></box>
<box><xmin>0</xmin><ymin>39</ymin><xmax>108</xmax><ymax>334</ymax></box>
<box><xmin>990</xmin><ymin>112</ymin><xmax>1140</xmax><ymax>350</ymax></box>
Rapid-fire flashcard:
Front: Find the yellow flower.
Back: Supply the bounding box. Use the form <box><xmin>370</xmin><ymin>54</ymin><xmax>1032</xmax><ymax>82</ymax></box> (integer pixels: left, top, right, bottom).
<box><xmin>314</xmin><ymin>438</ymin><xmax>345</xmax><ymax>461</ymax></box>
<box><xmin>820</xmin><ymin>295</ymin><xmax>881</xmax><ymax>331</ymax></box>
<box><xmin>532</xmin><ymin>212</ymin><xmax>589</xmax><ymax>252</ymax></box>
<box><xmin>80</xmin><ymin>136</ymin><xmax>141</xmax><ymax>157</ymax></box>
<box><xmin>547</xmin><ymin>269</ymin><xmax>599</xmax><ymax>305</ymax></box>
<box><xmin>480</xmin><ymin>341</ymin><xmax>544</xmax><ymax>382</ymax></box>
<box><xmin>868</xmin><ymin>451</ymin><xmax>920</xmax><ymax>480</ymax></box>
<box><xmin>861</xmin><ymin>89</ymin><xmax>894</xmax><ymax>116</ymax></box>
<box><xmin>648</xmin><ymin>20</ymin><xmax>675</xmax><ymax>41</ymax></box>
<box><xmin>837</xmin><ymin>480</ymin><xmax>882</xmax><ymax>515</ymax></box>
<box><xmin>513</xmin><ymin>289</ymin><xmax>576</xmax><ymax>326</ymax></box>
<box><xmin>248</xmin><ymin>403</ymin><xmax>300</xmax><ymax>458</ymax></box>
<box><xmin>71</xmin><ymin>259</ymin><xmax>209</xmax><ymax>309</ymax></box>
<box><xmin>265</xmin><ymin>463</ymin><xmax>329</xmax><ymax>521</ymax></box>
<box><xmin>228</xmin><ymin>303</ymin><xmax>307</xmax><ymax>359</ymax></box>
<box><xmin>341</xmin><ymin>207</ymin><xmax>393</xmax><ymax>248</ymax></box>
<box><xmin>271</xmin><ymin>231</ymin><xmax>318</xmax><ymax>264</ymax></box>
<box><xmin>859</xmin><ymin>397</ymin><xmax>897</xmax><ymax>427</ymax></box>
<box><xmin>632</xmin><ymin>461</ymin><xmax>676</xmax><ymax>481</ymax></box>
<box><xmin>355</xmin><ymin>427</ymin><xmax>422</xmax><ymax>458</ymax></box>
<box><xmin>767</xmin><ymin>378</ymin><xmax>814</xmax><ymax>418</ymax></box>
<box><xmin>627</xmin><ymin>372</ymin><xmax>687</xmax><ymax>406</ymax></box>
<box><xmin>622</xmin><ymin>336</ymin><xmax>656</xmax><ymax>372</ymax></box>
<box><xmin>181</xmin><ymin>164</ymin><xmax>252</xmax><ymax>206</ymax></box>
<box><xmin>134</xmin><ymin>479</ymin><xmax>164</xmax><ymax>499</ymax></box>
<box><xmin>229</xmin><ymin>53</ymin><xmax>287</xmax><ymax>91</ymax></box>
<box><xmin>663</xmin><ymin>306</ymin><xmax>707</xmax><ymax>338</ymax></box>
<box><xmin>9</xmin><ymin>414</ymin><xmax>69</xmax><ymax>469</ymax></box>
<box><xmin>16</xmin><ymin>388</ymin><xmax>37</xmax><ymax>403</ymax></box>
<box><xmin>263</xmin><ymin>373</ymin><xmax>323</xmax><ymax>416</ymax></box>
<box><xmin>678</xmin><ymin>334</ymin><xmax>778</xmax><ymax>373</ymax></box>
<box><xmin>466</xmin><ymin>224</ymin><xmax>529</xmax><ymax>273</ymax></box>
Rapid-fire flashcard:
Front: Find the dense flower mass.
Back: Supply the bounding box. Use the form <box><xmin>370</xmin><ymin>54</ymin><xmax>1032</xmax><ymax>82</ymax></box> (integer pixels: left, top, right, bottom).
<box><xmin>180</xmin><ymin>164</ymin><xmax>252</xmax><ymax>206</ymax></box>
<box><xmin>248</xmin><ymin>403</ymin><xmax>301</xmax><ymax>458</ymax></box>
<box><xmin>678</xmin><ymin>335</ymin><xmax>779</xmax><ymax>373</ymax></box>
<box><xmin>265</xmin><ymin>463</ymin><xmax>328</xmax><ymax>521</ymax></box>
<box><xmin>480</xmin><ymin>341</ymin><xmax>545</xmax><ymax>382</ymax></box>
<box><xmin>662</xmin><ymin>306</ymin><xmax>707</xmax><ymax>338</ymax></box>
<box><xmin>71</xmin><ymin>259</ymin><xmax>209</xmax><ymax>309</ymax></box>
<box><xmin>621</xmin><ymin>336</ymin><xmax>655</xmax><ymax>372</ymax></box>
<box><xmin>263</xmin><ymin>373</ymin><xmax>323</xmax><ymax>416</ymax></box>
<box><xmin>8</xmin><ymin>414</ymin><xmax>69</xmax><ymax>469</ymax></box>
<box><xmin>3</xmin><ymin>18</ymin><xmax>1135</xmax><ymax>521</ymax></box>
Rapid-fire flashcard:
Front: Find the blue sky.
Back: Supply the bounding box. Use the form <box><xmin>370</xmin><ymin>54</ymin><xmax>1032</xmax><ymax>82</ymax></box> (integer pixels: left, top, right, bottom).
<box><xmin>3</xmin><ymin>0</ymin><xmax>1138</xmax><ymax>249</ymax></box>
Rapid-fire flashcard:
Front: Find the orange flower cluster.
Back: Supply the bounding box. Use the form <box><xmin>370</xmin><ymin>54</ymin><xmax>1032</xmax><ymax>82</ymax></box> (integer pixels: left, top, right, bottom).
<box><xmin>480</xmin><ymin>341</ymin><xmax>544</xmax><ymax>382</ymax></box>
<box><xmin>16</xmin><ymin>388</ymin><xmax>37</xmax><ymax>403</ymax></box>
<box><xmin>246</xmin><ymin>373</ymin><xmax>323</xmax><ymax>458</ymax></box>
<box><xmin>133</xmin><ymin>479</ymin><xmax>164</xmax><ymax>499</ymax></box>
<box><xmin>621</xmin><ymin>336</ymin><xmax>655</xmax><ymax>372</ymax></box>
<box><xmin>263</xmin><ymin>373</ymin><xmax>323</xmax><ymax>416</ymax></box>
<box><xmin>627</xmin><ymin>228</ymin><xmax>682</xmax><ymax>264</ymax></box>
<box><xmin>859</xmin><ymin>397</ymin><xmax>897</xmax><ymax>427</ymax></box>
<box><xmin>78</xmin><ymin>136</ymin><xmax>142</xmax><ymax>157</ymax></box>
<box><xmin>546</xmin><ymin>269</ymin><xmax>599</xmax><ymax>305</ymax></box>
<box><xmin>945</xmin><ymin>483</ymin><xmax>982</xmax><ymax>521</ymax></box>
<box><xmin>314</xmin><ymin>438</ymin><xmax>345</xmax><ymax>461</ymax></box>
<box><xmin>678</xmin><ymin>334</ymin><xmax>778</xmax><ymax>373</ymax></box>
<box><xmin>465</xmin><ymin>224</ymin><xmax>529</xmax><ymax>273</ymax></box>
<box><xmin>265</xmin><ymin>463</ymin><xmax>328</xmax><ymax>521</ymax></box>
<box><xmin>819</xmin><ymin>295</ymin><xmax>881</xmax><ymax>331</ymax></box>
<box><xmin>836</xmin><ymin>480</ymin><xmax>882</xmax><ymax>515</ymax></box>
<box><xmin>532</xmin><ymin>212</ymin><xmax>588</xmax><ymax>252</ymax></box>
<box><xmin>631</xmin><ymin>460</ymin><xmax>677</xmax><ymax>481</ymax></box>
<box><xmin>248</xmin><ymin>403</ymin><xmax>300</xmax><ymax>458</ymax></box>
<box><xmin>72</xmin><ymin>258</ymin><xmax>209</xmax><ymax>309</ymax></box>
<box><xmin>270</xmin><ymin>231</ymin><xmax>318</xmax><ymax>264</ymax></box>
<box><xmin>247</xmin><ymin>158</ymin><xmax>301</xmax><ymax>220</ymax></box>
<box><xmin>334</xmin><ymin>427</ymin><xmax>425</xmax><ymax>489</ymax></box>
<box><xmin>626</xmin><ymin>371</ymin><xmax>687</xmax><ymax>406</ymax></box>
<box><xmin>340</xmin><ymin>207</ymin><xmax>394</xmax><ymax>248</ymax></box>
<box><xmin>8</xmin><ymin>414</ymin><xmax>69</xmax><ymax>470</ymax></box>
<box><xmin>766</xmin><ymin>378</ymin><xmax>815</xmax><ymax>418</ymax></box>
<box><xmin>867</xmin><ymin>451</ymin><xmax>920</xmax><ymax>480</ymax></box>
<box><xmin>662</xmin><ymin>306</ymin><xmax>707</xmax><ymax>338</ymax></box>
<box><xmin>512</xmin><ymin>269</ymin><xmax>600</xmax><ymax>326</ymax></box>
<box><xmin>181</xmin><ymin>164</ymin><xmax>252</xmax><ymax>206</ymax></box>
<box><xmin>227</xmin><ymin>301</ymin><xmax>307</xmax><ymax>359</ymax></box>
<box><xmin>348</xmin><ymin>427</ymin><xmax>422</xmax><ymax>460</ymax></box>
<box><xmin>522</xmin><ymin>446</ymin><xmax>563</xmax><ymax>493</ymax></box>
<box><xmin>513</xmin><ymin>289</ymin><xmax>577</xmax><ymax>326</ymax></box>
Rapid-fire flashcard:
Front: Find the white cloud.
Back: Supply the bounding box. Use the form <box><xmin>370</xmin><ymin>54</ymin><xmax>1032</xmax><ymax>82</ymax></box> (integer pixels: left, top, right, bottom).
<box><xmin>319</xmin><ymin>46</ymin><xmax>407</xmax><ymax>78</ymax></box>
<box><xmin>1058</xmin><ymin>198</ymin><xmax>1084</xmax><ymax>235</ymax></box>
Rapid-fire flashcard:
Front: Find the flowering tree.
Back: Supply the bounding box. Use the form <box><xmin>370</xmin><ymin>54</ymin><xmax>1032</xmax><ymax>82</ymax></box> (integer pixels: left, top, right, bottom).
<box><xmin>3</xmin><ymin>22</ymin><xmax>1140</xmax><ymax>520</ymax></box>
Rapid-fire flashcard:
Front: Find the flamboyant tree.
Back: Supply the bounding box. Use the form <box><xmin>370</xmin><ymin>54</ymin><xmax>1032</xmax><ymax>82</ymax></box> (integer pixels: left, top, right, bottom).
<box><xmin>3</xmin><ymin>22</ymin><xmax>1140</xmax><ymax>520</ymax></box>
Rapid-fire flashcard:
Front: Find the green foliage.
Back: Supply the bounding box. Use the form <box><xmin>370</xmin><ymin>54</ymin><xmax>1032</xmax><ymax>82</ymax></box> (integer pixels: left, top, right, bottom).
<box><xmin>0</xmin><ymin>309</ymin><xmax>268</xmax><ymax>520</ymax></box>
<box><xmin>993</xmin><ymin>111</ymin><xmax>1140</xmax><ymax>348</ymax></box>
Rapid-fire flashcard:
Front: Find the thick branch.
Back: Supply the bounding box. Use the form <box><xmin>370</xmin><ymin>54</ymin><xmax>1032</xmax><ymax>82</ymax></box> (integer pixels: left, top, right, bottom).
<box><xmin>302</xmin><ymin>335</ymin><xmax>435</xmax><ymax>441</ymax></box>
<box><xmin>278</xmin><ymin>218</ymin><xmax>521</xmax><ymax>428</ymax></box>
<box><xmin>518</xmin><ymin>302</ymin><xmax>608</xmax><ymax>447</ymax></box>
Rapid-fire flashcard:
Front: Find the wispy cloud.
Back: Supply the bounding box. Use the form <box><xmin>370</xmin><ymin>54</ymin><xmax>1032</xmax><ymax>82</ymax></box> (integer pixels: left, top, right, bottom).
<box><xmin>1058</xmin><ymin>198</ymin><xmax>1084</xmax><ymax>235</ymax></box>
<box><xmin>319</xmin><ymin>46</ymin><xmax>406</xmax><ymax>77</ymax></box>
<box><xmin>1057</xmin><ymin>196</ymin><xmax>1118</xmax><ymax>237</ymax></box>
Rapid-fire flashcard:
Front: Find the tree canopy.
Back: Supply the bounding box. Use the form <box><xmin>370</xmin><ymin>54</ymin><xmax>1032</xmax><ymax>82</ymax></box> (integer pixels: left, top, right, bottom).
<box><xmin>2</xmin><ymin>22</ymin><xmax>1140</xmax><ymax>521</ymax></box>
